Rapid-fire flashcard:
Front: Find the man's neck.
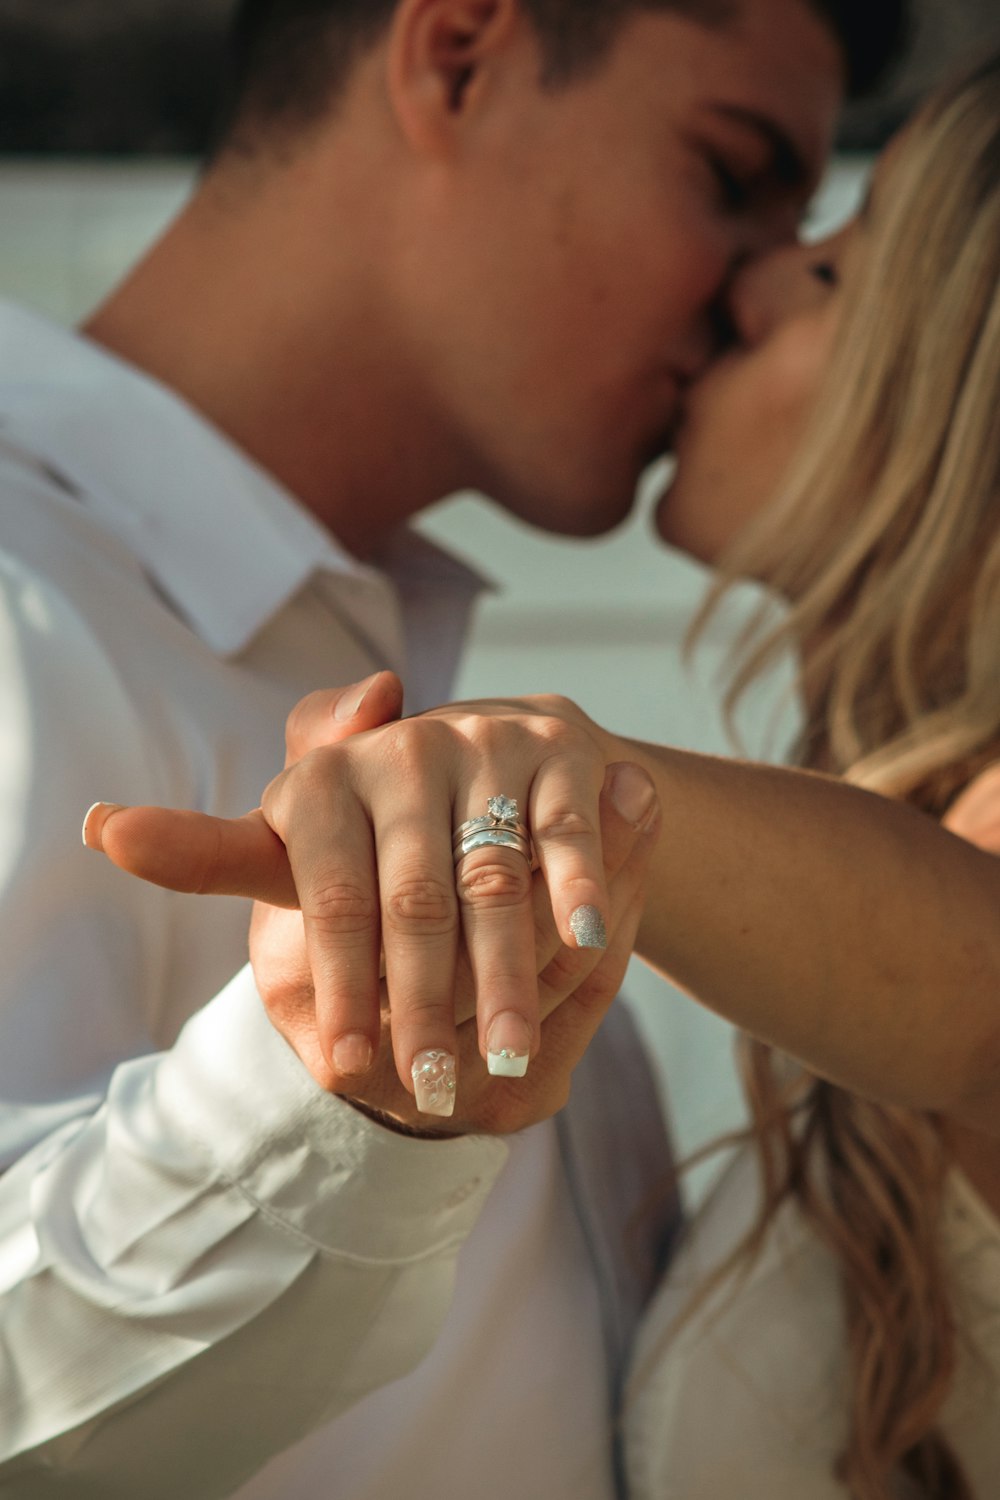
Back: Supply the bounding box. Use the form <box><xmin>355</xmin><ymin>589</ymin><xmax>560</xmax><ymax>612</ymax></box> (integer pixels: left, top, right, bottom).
<box><xmin>82</xmin><ymin>176</ymin><xmax>462</xmax><ymax>560</ymax></box>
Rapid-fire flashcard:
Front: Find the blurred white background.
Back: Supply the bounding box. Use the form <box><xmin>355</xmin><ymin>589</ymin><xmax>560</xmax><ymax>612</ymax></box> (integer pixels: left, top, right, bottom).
<box><xmin>0</xmin><ymin>155</ymin><xmax>868</xmax><ymax>1200</ymax></box>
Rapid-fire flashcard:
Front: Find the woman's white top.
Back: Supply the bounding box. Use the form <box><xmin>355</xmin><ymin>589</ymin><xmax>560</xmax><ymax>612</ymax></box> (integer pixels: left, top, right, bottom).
<box><xmin>624</xmin><ymin>1145</ymin><xmax>1000</xmax><ymax>1499</ymax></box>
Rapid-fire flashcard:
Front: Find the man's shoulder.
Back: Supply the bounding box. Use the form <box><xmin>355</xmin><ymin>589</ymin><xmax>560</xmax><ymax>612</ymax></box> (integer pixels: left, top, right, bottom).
<box><xmin>0</xmin><ymin>431</ymin><xmax>148</xmax><ymax>609</ymax></box>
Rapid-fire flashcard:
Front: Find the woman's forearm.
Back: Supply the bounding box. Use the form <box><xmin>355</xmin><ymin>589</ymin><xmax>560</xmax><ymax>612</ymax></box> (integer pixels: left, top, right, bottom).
<box><xmin>602</xmin><ymin>733</ymin><xmax>1000</xmax><ymax>1135</ymax></box>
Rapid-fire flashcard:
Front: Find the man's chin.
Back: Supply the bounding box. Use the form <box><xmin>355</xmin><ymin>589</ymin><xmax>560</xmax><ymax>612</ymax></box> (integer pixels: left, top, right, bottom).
<box><xmin>494</xmin><ymin>445</ymin><xmax>672</xmax><ymax>539</ymax></box>
<box><xmin>508</xmin><ymin>493</ymin><xmax>631</xmax><ymax>540</ymax></box>
<box><xmin>565</xmin><ymin>478</ymin><xmax>645</xmax><ymax>538</ymax></box>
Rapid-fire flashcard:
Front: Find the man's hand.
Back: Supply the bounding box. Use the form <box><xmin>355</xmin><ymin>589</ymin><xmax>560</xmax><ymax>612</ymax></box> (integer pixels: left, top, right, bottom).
<box><xmin>84</xmin><ymin>671</ymin><xmax>407</xmax><ymax>906</ymax></box>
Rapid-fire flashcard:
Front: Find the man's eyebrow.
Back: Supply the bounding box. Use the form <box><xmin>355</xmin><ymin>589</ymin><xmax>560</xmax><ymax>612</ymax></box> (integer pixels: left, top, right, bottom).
<box><xmin>704</xmin><ymin>104</ymin><xmax>812</xmax><ymax>191</ymax></box>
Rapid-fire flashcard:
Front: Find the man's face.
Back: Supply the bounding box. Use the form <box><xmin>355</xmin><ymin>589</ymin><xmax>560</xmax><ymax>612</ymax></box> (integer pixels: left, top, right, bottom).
<box><xmin>402</xmin><ymin>0</ymin><xmax>844</xmax><ymax>536</ymax></box>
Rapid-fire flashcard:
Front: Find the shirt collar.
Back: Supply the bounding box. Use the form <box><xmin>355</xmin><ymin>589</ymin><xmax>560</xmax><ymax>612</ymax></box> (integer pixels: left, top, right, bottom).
<box><xmin>0</xmin><ymin>300</ymin><xmax>486</xmax><ymax>657</ymax></box>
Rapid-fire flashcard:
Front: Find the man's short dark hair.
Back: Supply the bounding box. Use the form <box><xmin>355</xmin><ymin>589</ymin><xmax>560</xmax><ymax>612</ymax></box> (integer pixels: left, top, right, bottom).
<box><xmin>216</xmin><ymin>0</ymin><xmax>909</xmax><ymax>157</ymax></box>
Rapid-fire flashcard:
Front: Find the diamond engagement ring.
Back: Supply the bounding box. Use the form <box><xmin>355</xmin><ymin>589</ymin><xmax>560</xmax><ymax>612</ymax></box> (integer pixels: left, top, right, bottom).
<box><xmin>453</xmin><ymin>794</ymin><xmax>528</xmax><ymax>842</ymax></box>
<box><xmin>453</xmin><ymin>795</ymin><xmax>534</xmax><ymax>866</ymax></box>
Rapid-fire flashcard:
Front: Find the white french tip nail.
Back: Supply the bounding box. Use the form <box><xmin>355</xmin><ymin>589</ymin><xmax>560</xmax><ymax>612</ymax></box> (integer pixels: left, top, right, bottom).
<box><xmin>485</xmin><ymin>1013</ymin><xmax>533</xmax><ymax>1080</ymax></box>
<box><xmin>411</xmin><ymin>1050</ymin><xmax>457</xmax><ymax>1117</ymax></box>
<box><xmin>487</xmin><ymin>1049</ymin><xmax>530</xmax><ymax>1079</ymax></box>
<box><xmin>82</xmin><ymin>801</ymin><xmax>122</xmax><ymax>850</ymax></box>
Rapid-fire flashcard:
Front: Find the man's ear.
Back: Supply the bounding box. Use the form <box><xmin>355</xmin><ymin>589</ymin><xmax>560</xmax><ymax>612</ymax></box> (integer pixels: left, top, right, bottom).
<box><xmin>386</xmin><ymin>0</ymin><xmax>522</xmax><ymax>155</ymax></box>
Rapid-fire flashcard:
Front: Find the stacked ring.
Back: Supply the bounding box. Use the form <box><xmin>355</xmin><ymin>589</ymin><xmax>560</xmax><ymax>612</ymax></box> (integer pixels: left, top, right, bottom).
<box><xmin>453</xmin><ymin>795</ymin><xmax>534</xmax><ymax>866</ymax></box>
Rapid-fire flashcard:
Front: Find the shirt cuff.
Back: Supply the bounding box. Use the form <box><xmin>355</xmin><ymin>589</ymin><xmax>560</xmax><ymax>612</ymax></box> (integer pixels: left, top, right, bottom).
<box><xmin>154</xmin><ymin>965</ymin><xmax>509</xmax><ymax>1263</ymax></box>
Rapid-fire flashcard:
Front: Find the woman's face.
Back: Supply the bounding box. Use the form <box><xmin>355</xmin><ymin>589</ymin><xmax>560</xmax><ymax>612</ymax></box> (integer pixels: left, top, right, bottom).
<box><xmin>656</xmin><ymin>215</ymin><xmax>860</xmax><ymax>565</ymax></box>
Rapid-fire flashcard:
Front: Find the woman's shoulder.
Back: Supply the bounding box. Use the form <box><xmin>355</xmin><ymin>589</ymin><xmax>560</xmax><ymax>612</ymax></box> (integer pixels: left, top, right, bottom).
<box><xmin>624</xmin><ymin>1146</ymin><xmax>850</xmax><ymax>1499</ymax></box>
<box><xmin>633</xmin><ymin>1150</ymin><xmax>1000</xmax><ymax>1382</ymax></box>
<box><xmin>623</xmin><ymin>1148</ymin><xmax>1000</xmax><ymax>1500</ymax></box>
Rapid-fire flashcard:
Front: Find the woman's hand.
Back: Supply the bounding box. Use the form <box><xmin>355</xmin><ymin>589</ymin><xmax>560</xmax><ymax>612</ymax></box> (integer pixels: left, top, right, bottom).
<box><xmin>249</xmin><ymin>757</ymin><xmax>658</xmax><ymax>1134</ymax></box>
<box><xmin>86</xmin><ymin>676</ymin><xmax>659</xmax><ymax>1121</ymax></box>
<box><xmin>257</xmin><ymin>691</ymin><xmax>623</xmax><ymax>1111</ymax></box>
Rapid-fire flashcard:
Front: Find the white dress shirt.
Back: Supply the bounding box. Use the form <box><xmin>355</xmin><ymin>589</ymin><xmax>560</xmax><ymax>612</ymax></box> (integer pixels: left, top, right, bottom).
<box><xmin>0</xmin><ymin>302</ymin><xmax>615</xmax><ymax>1499</ymax></box>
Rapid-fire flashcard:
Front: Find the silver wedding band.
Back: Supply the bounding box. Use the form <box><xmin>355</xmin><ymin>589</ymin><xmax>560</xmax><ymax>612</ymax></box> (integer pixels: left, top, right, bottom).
<box><xmin>453</xmin><ymin>795</ymin><xmax>534</xmax><ymax>867</ymax></box>
<box><xmin>453</xmin><ymin>826</ymin><xmax>534</xmax><ymax>864</ymax></box>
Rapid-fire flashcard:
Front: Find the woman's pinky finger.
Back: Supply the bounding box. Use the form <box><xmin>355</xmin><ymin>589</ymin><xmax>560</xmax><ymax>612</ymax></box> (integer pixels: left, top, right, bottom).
<box><xmin>529</xmin><ymin>762</ymin><xmax>611</xmax><ymax>958</ymax></box>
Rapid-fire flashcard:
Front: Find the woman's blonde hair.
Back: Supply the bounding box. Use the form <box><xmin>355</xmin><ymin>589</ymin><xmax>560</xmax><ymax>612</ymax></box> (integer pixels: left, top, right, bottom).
<box><xmin>694</xmin><ymin>49</ymin><xmax>1000</xmax><ymax>1500</ymax></box>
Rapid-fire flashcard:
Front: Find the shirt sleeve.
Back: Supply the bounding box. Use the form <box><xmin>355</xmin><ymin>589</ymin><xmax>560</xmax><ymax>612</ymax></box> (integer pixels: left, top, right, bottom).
<box><xmin>0</xmin><ymin>971</ymin><xmax>507</xmax><ymax>1497</ymax></box>
<box><xmin>0</xmin><ymin>521</ymin><xmax>508</xmax><ymax>1495</ymax></box>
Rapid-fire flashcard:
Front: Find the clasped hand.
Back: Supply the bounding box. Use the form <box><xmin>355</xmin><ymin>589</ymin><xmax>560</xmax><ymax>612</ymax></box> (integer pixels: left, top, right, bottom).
<box><xmin>86</xmin><ymin>674</ymin><xmax>660</xmax><ymax>1133</ymax></box>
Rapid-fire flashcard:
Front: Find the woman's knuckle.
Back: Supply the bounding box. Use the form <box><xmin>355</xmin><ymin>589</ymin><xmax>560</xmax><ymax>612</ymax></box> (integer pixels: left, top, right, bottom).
<box><xmin>526</xmin><ymin>691</ymin><xmax>563</xmax><ymax>715</ymax></box>
<box><xmin>394</xmin><ymin>994</ymin><xmax>453</xmax><ymax>1025</ymax></box>
<box><xmin>457</xmin><ymin>858</ymin><xmax>533</xmax><ymax>908</ymax></box>
<box><xmin>284</xmin><ymin>749</ymin><xmax>339</xmax><ymax>805</ymax></box>
<box><xmin>383</xmin><ymin>873</ymin><xmax>457</xmax><ymax>934</ymax></box>
<box><xmin>454</xmin><ymin>713</ymin><xmax>507</xmax><ymax>759</ymax></box>
<box><xmin>306</xmin><ymin>879</ymin><xmax>378</xmax><ymax>934</ymax></box>
<box><xmin>534</xmin><ymin>807</ymin><xmax>597</xmax><ymax>843</ymax></box>
<box><xmin>532</xmin><ymin>714</ymin><xmax>573</xmax><ymax>750</ymax></box>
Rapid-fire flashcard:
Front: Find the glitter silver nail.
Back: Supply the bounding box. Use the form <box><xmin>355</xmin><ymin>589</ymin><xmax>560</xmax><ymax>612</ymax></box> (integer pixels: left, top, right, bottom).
<box><xmin>569</xmin><ymin>905</ymin><xmax>607</xmax><ymax>950</ymax></box>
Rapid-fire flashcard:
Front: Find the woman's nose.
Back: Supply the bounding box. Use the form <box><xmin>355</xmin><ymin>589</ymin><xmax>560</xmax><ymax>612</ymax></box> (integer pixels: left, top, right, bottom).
<box><xmin>726</xmin><ymin>241</ymin><xmax>835</xmax><ymax>347</ymax></box>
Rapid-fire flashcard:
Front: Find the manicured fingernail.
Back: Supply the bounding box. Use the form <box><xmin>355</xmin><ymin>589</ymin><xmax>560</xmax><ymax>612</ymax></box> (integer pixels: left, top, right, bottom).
<box><xmin>411</xmin><ymin>1050</ymin><xmax>457</xmax><ymax>1117</ymax></box>
<box><xmin>570</xmin><ymin>905</ymin><xmax>607</xmax><ymax>950</ymax></box>
<box><xmin>607</xmin><ymin>763</ymin><xmax>657</xmax><ymax>828</ymax></box>
<box><xmin>334</xmin><ymin>674</ymin><xmax>377</xmax><ymax>722</ymax></box>
<box><xmin>82</xmin><ymin>802</ymin><xmax>124</xmax><ymax>850</ymax></box>
<box><xmin>487</xmin><ymin>1012</ymin><xmax>533</xmax><ymax>1078</ymax></box>
<box><xmin>332</xmin><ymin>1033</ymin><xmax>374</xmax><ymax>1077</ymax></box>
